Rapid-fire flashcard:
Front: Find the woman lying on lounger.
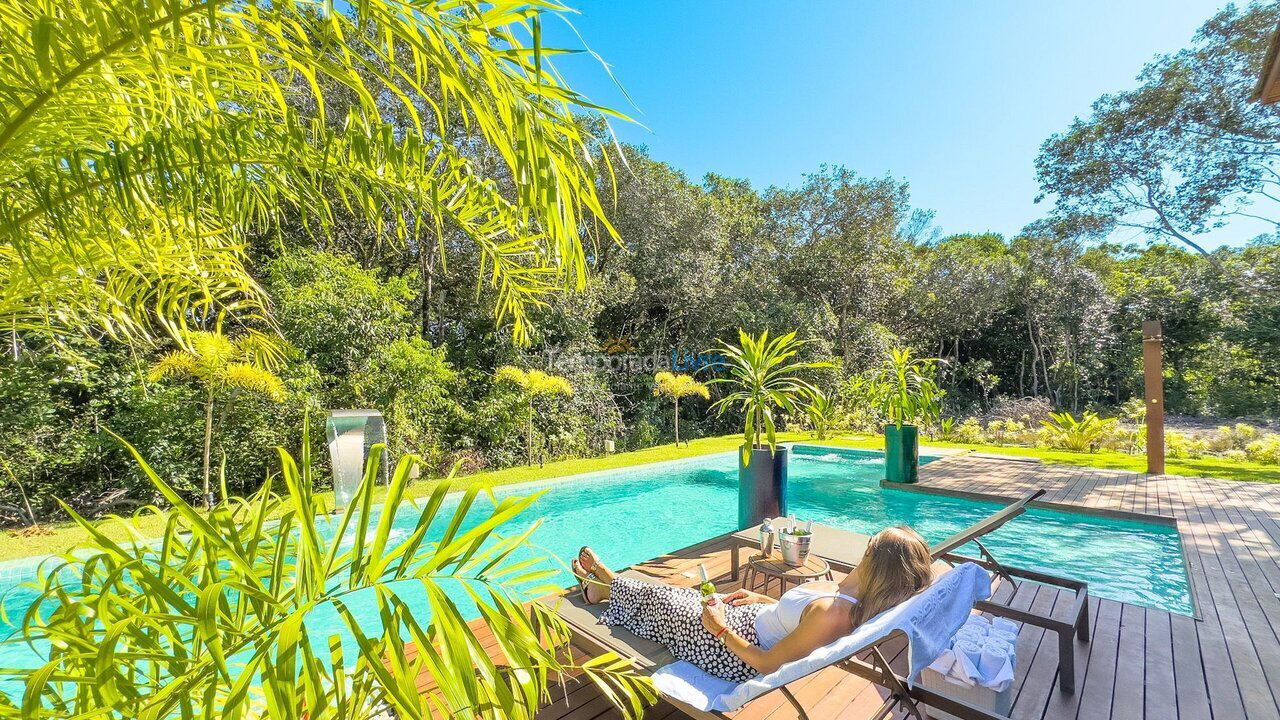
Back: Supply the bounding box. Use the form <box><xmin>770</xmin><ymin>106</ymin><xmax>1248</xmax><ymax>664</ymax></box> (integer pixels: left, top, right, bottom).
<box><xmin>571</xmin><ymin>526</ymin><xmax>934</xmax><ymax>683</ymax></box>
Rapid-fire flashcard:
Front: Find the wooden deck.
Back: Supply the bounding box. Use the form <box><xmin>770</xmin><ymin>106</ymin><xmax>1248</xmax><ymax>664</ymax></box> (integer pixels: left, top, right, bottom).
<box><xmin>459</xmin><ymin>454</ymin><xmax>1280</xmax><ymax>720</ymax></box>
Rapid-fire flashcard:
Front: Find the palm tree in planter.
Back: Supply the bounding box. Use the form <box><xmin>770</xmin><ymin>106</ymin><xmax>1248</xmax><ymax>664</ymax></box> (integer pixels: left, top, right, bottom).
<box><xmin>708</xmin><ymin>330</ymin><xmax>826</xmax><ymax>528</ymax></box>
<box><xmin>653</xmin><ymin>372</ymin><xmax>710</xmax><ymax>446</ymax></box>
<box><xmin>150</xmin><ymin>330</ymin><xmax>286</xmax><ymax>507</ymax></box>
<box><xmin>874</xmin><ymin>348</ymin><xmax>943</xmax><ymax>483</ymax></box>
<box><xmin>496</xmin><ymin>365</ymin><xmax>573</xmax><ymax>466</ymax></box>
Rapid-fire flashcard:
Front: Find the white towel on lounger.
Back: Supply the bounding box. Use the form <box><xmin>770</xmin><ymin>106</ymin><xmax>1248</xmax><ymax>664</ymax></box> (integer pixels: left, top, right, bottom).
<box><xmin>651</xmin><ymin>562</ymin><xmax>993</xmax><ymax>713</ymax></box>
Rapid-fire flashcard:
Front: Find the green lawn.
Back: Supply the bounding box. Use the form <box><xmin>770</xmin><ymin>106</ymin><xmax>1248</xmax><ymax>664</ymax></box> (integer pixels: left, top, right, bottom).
<box><xmin>3</xmin><ymin>432</ymin><xmax>1275</xmax><ymax>563</ymax></box>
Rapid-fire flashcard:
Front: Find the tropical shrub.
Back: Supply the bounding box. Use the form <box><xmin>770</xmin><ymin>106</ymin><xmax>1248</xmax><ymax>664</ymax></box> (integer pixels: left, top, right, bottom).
<box><xmin>985</xmin><ymin>419</ymin><xmax>1026</xmax><ymax>446</ymax></box>
<box><xmin>352</xmin><ymin>338</ymin><xmax>466</xmax><ymax>472</ymax></box>
<box><xmin>708</xmin><ymin>330</ymin><xmax>826</xmax><ymax>461</ymax></box>
<box><xmin>1097</xmin><ymin>425</ymin><xmax>1143</xmax><ymax>455</ymax></box>
<box><xmin>955</xmin><ymin>418</ymin><xmax>985</xmax><ymax>444</ymax></box>
<box><xmin>1246</xmin><ymin>435</ymin><xmax>1280</xmax><ymax>464</ymax></box>
<box><xmin>0</xmin><ymin>434</ymin><xmax>653</xmax><ymax>718</ymax></box>
<box><xmin>0</xmin><ymin>356</ymin><xmax>97</xmax><ymax>522</ymax></box>
<box><xmin>1206</xmin><ymin>423</ymin><xmax>1262</xmax><ymax>453</ymax></box>
<box><xmin>1119</xmin><ymin>397</ymin><xmax>1147</xmax><ymax>424</ymax></box>
<box><xmin>617</xmin><ymin>399</ymin><xmax>664</xmax><ymax>452</ymax></box>
<box><xmin>804</xmin><ymin>390</ymin><xmax>838</xmax><ymax>441</ymax></box>
<box><xmin>624</xmin><ymin>416</ymin><xmax>663</xmax><ymax>452</ymax></box>
<box><xmin>653</xmin><ymin>372</ymin><xmax>711</xmax><ymax>446</ymax></box>
<box><xmin>1223</xmin><ymin>449</ymin><xmax>1249</xmax><ymax>462</ymax></box>
<box><xmin>834</xmin><ymin>373</ymin><xmax>887</xmax><ymax>432</ymax></box>
<box><xmin>933</xmin><ymin>417</ymin><xmax>958</xmax><ymax>442</ymax></box>
<box><xmin>875</xmin><ymin>348</ymin><xmax>943</xmax><ymax>429</ymax></box>
<box><xmin>1166</xmin><ymin>430</ymin><xmax>1209</xmax><ymax>459</ymax></box>
<box><xmin>1040</xmin><ymin>411</ymin><xmax>1119</xmax><ymax>453</ymax></box>
<box><xmin>471</xmin><ymin>388</ymin><xmax>532</xmax><ymax>469</ymax></box>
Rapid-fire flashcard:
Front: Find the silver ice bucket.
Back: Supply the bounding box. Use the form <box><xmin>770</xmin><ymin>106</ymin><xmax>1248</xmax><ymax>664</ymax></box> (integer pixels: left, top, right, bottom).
<box><xmin>779</xmin><ymin>531</ymin><xmax>811</xmax><ymax>566</ymax></box>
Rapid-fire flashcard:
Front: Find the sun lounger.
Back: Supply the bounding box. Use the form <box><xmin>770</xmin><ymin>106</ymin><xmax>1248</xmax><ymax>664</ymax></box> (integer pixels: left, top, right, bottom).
<box><xmin>727</xmin><ymin>488</ymin><xmax>1090</xmax><ymax>693</ymax></box>
<box><xmin>554</xmin><ymin>563</ymin><xmax>1011</xmax><ymax>720</ymax></box>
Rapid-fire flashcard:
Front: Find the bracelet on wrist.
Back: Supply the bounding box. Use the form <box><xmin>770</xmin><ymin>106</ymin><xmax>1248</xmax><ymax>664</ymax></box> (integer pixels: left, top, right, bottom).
<box><xmin>715</xmin><ymin>627</ymin><xmax>730</xmax><ymax>640</ymax></box>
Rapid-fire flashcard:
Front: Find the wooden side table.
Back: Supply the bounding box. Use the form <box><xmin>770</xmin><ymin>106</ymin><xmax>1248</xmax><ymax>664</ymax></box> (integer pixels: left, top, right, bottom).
<box><xmin>744</xmin><ymin>553</ymin><xmax>833</xmax><ymax>597</ymax></box>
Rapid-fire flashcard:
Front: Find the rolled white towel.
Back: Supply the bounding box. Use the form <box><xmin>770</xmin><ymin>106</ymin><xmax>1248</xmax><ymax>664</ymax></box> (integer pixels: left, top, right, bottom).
<box><xmin>962</xmin><ymin>615</ymin><xmax>992</xmax><ymax>633</ymax></box>
<box><xmin>989</xmin><ymin>627</ymin><xmax>1018</xmax><ymax>645</ymax></box>
<box><xmin>992</xmin><ymin>617</ymin><xmax>1019</xmax><ymax>636</ymax></box>
<box><xmin>954</xmin><ymin>638</ymin><xmax>984</xmax><ymax>681</ymax></box>
<box><xmin>978</xmin><ymin>638</ymin><xmax>1013</xmax><ymax>678</ymax></box>
<box><xmin>954</xmin><ymin>625</ymin><xmax>987</xmax><ymax>645</ymax></box>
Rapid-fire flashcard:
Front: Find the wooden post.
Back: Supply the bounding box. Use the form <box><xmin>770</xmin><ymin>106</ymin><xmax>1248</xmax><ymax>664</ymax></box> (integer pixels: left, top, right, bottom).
<box><xmin>1142</xmin><ymin>321</ymin><xmax>1165</xmax><ymax>475</ymax></box>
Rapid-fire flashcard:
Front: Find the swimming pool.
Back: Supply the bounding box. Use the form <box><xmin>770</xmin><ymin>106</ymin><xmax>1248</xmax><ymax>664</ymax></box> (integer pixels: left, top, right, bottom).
<box><xmin>0</xmin><ymin>445</ymin><xmax>1193</xmax><ymax>690</ymax></box>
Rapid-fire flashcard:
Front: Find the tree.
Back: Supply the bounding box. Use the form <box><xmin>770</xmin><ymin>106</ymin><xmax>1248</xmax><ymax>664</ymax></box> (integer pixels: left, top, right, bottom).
<box><xmin>149</xmin><ymin>331</ymin><xmax>286</xmax><ymax>507</ymax></box>
<box><xmin>495</xmin><ymin>366</ymin><xmax>574</xmax><ymax>466</ymax></box>
<box><xmin>0</xmin><ymin>0</ymin><xmax>623</xmax><ymax>349</ymax></box>
<box><xmin>767</xmin><ymin>167</ymin><xmax>911</xmax><ymax>364</ymax></box>
<box><xmin>652</xmin><ymin>372</ymin><xmax>709</xmax><ymax>446</ymax></box>
<box><xmin>1035</xmin><ymin>2</ymin><xmax>1280</xmax><ymax>287</ymax></box>
<box><xmin>352</xmin><ymin>338</ymin><xmax>465</xmax><ymax>469</ymax></box>
<box><xmin>265</xmin><ymin>249</ymin><xmax>415</xmax><ymax>380</ymax></box>
<box><xmin>905</xmin><ymin>233</ymin><xmax>1015</xmax><ymax>377</ymax></box>
<box><xmin>4</xmin><ymin>437</ymin><xmax>652</xmax><ymax>718</ymax></box>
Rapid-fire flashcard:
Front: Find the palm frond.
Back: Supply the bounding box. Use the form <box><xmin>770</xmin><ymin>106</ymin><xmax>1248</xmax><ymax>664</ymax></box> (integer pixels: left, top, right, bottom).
<box><xmin>0</xmin><ymin>0</ymin><xmax>627</xmax><ymax>347</ymax></box>
<box><xmin>1</xmin><ymin>434</ymin><xmax>652</xmax><ymax>718</ymax></box>
<box><xmin>495</xmin><ymin>365</ymin><xmax>573</xmax><ymax>397</ymax></box>
<box><xmin>147</xmin><ymin>351</ymin><xmax>201</xmax><ymax>382</ymax></box>
<box><xmin>223</xmin><ymin>363</ymin><xmax>287</xmax><ymax>401</ymax></box>
<box><xmin>527</xmin><ymin>370</ymin><xmax>573</xmax><ymax>397</ymax></box>
<box><xmin>653</xmin><ymin>371</ymin><xmax>710</xmax><ymax>400</ymax></box>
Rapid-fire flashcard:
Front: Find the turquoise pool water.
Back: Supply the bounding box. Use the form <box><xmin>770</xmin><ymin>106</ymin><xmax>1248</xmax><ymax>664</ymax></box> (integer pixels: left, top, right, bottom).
<box><xmin>0</xmin><ymin>445</ymin><xmax>1193</xmax><ymax>691</ymax></box>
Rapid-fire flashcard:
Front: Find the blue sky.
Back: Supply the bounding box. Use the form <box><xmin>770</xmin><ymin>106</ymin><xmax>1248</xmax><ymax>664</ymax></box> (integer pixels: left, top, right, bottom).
<box><xmin>543</xmin><ymin>0</ymin><xmax>1268</xmax><ymax>249</ymax></box>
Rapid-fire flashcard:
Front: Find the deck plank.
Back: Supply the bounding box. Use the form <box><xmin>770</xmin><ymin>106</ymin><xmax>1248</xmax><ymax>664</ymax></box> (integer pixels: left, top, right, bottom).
<box><xmin>1140</xmin><ymin>608</ymin><xmax>1176</xmax><ymax>720</ymax></box>
<box><xmin>1009</xmin><ymin>585</ymin><xmax>1071</xmax><ymax>720</ymax></box>
<box><xmin>1110</xmin><ymin>602</ymin><xmax>1146</xmax><ymax>719</ymax></box>
<box><xmin>1039</xmin><ymin>598</ymin><xmax>1103</xmax><ymax>720</ymax></box>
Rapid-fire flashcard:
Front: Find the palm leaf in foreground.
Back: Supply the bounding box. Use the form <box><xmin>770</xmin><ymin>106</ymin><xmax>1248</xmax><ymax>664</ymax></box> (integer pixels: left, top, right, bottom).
<box><xmin>0</xmin><ymin>430</ymin><xmax>654</xmax><ymax>719</ymax></box>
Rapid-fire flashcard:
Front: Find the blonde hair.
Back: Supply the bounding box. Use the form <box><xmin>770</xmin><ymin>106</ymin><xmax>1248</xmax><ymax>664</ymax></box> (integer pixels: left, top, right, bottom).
<box><xmin>852</xmin><ymin>526</ymin><xmax>933</xmax><ymax>625</ymax></box>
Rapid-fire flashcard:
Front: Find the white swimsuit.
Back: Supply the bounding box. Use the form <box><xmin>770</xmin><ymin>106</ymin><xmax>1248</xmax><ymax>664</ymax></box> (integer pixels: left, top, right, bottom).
<box><xmin>754</xmin><ymin>582</ymin><xmax>858</xmax><ymax>649</ymax></box>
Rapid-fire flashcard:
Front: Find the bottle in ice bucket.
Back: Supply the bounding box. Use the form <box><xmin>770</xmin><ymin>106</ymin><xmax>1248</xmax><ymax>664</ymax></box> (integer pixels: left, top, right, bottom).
<box><xmin>698</xmin><ymin>563</ymin><xmax>716</xmax><ymax>599</ymax></box>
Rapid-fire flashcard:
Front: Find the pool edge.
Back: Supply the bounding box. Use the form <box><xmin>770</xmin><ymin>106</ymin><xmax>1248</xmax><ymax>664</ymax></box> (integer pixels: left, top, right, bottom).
<box><xmin>880</xmin><ymin>479</ymin><xmax>1202</xmax><ymax>619</ymax></box>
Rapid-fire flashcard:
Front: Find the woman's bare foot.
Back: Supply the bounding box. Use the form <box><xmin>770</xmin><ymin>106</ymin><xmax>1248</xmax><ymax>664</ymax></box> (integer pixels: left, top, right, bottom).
<box><xmin>572</xmin><ymin>557</ymin><xmax>610</xmax><ymax>604</ymax></box>
<box><xmin>575</xmin><ymin>547</ymin><xmax>614</xmax><ymax>603</ymax></box>
<box><xmin>578</xmin><ymin>547</ymin><xmax>615</xmax><ymax>583</ymax></box>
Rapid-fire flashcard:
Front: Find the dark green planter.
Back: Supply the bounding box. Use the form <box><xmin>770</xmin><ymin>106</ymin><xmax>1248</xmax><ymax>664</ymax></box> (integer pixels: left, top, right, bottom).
<box><xmin>884</xmin><ymin>424</ymin><xmax>919</xmax><ymax>483</ymax></box>
<box><xmin>738</xmin><ymin>445</ymin><xmax>788</xmax><ymax>529</ymax></box>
